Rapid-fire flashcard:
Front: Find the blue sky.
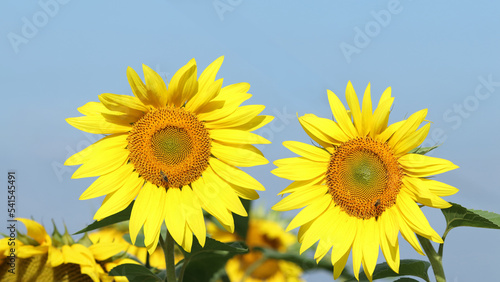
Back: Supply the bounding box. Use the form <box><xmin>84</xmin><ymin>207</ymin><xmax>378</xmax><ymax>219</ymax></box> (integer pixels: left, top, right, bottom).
<box><xmin>1</xmin><ymin>1</ymin><xmax>500</xmax><ymax>281</ymax></box>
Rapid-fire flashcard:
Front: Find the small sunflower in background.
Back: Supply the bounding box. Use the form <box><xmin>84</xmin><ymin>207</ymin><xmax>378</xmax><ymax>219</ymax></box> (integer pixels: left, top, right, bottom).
<box><xmin>0</xmin><ymin>218</ymin><xmax>136</xmax><ymax>282</ymax></box>
<box><xmin>208</xmin><ymin>212</ymin><xmax>303</xmax><ymax>282</ymax></box>
<box><xmin>89</xmin><ymin>224</ymin><xmax>184</xmax><ymax>269</ymax></box>
<box><xmin>272</xmin><ymin>82</ymin><xmax>458</xmax><ymax>280</ymax></box>
<box><xmin>65</xmin><ymin>57</ymin><xmax>273</xmax><ymax>253</ymax></box>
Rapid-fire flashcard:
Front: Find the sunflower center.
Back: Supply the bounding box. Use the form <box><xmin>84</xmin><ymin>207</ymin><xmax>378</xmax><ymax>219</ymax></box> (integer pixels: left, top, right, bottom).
<box><xmin>326</xmin><ymin>137</ymin><xmax>402</xmax><ymax>219</ymax></box>
<box><xmin>127</xmin><ymin>107</ymin><xmax>211</xmax><ymax>189</ymax></box>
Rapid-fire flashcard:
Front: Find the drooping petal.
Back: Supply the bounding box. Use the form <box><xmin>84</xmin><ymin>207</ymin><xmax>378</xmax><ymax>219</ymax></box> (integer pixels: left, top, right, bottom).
<box><xmin>399</xmin><ymin>154</ymin><xmax>459</xmax><ymax>177</ymax></box>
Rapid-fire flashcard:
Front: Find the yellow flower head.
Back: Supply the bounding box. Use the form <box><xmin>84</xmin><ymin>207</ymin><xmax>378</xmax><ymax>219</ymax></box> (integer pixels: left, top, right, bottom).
<box><xmin>65</xmin><ymin>57</ymin><xmax>272</xmax><ymax>253</ymax></box>
<box><xmin>0</xmin><ymin>218</ymin><xmax>135</xmax><ymax>282</ymax></box>
<box><xmin>272</xmin><ymin>82</ymin><xmax>459</xmax><ymax>281</ymax></box>
<box><xmin>209</xmin><ymin>216</ymin><xmax>303</xmax><ymax>282</ymax></box>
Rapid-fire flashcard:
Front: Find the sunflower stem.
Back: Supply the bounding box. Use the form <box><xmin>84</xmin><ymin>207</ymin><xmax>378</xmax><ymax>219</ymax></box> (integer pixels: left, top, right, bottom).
<box><xmin>160</xmin><ymin>232</ymin><xmax>177</xmax><ymax>282</ymax></box>
<box><xmin>417</xmin><ymin>235</ymin><xmax>446</xmax><ymax>282</ymax></box>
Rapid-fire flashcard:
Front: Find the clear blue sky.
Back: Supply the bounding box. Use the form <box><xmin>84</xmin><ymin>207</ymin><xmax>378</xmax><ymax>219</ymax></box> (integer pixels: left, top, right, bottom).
<box><xmin>1</xmin><ymin>1</ymin><xmax>499</xmax><ymax>281</ymax></box>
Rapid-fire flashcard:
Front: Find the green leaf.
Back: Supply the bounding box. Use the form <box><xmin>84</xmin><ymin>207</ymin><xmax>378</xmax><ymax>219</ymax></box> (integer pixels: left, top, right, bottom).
<box><xmin>442</xmin><ymin>202</ymin><xmax>500</xmax><ymax>238</ymax></box>
<box><xmin>348</xmin><ymin>259</ymin><xmax>431</xmax><ymax>282</ymax></box>
<box><xmin>74</xmin><ymin>201</ymin><xmax>134</xmax><ymax>235</ymax></box>
<box><xmin>185</xmin><ymin>236</ymin><xmax>248</xmax><ymax>257</ymax></box>
<box><xmin>108</xmin><ymin>264</ymin><xmax>161</xmax><ymax>282</ymax></box>
<box><xmin>176</xmin><ymin>236</ymin><xmax>248</xmax><ymax>282</ymax></box>
<box><xmin>409</xmin><ymin>145</ymin><xmax>439</xmax><ymax>155</ymax></box>
<box><xmin>254</xmin><ymin>247</ymin><xmax>354</xmax><ymax>279</ymax></box>
<box><xmin>233</xmin><ymin>199</ymin><xmax>251</xmax><ymax>240</ymax></box>
<box><xmin>394</xmin><ymin>278</ymin><xmax>421</xmax><ymax>282</ymax></box>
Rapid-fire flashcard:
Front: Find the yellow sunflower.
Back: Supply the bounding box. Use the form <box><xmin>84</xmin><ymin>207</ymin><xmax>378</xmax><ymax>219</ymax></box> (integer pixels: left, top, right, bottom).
<box><xmin>208</xmin><ymin>217</ymin><xmax>303</xmax><ymax>282</ymax></box>
<box><xmin>0</xmin><ymin>218</ymin><xmax>135</xmax><ymax>282</ymax></box>
<box><xmin>65</xmin><ymin>56</ymin><xmax>272</xmax><ymax>253</ymax></box>
<box><xmin>89</xmin><ymin>225</ymin><xmax>184</xmax><ymax>269</ymax></box>
<box><xmin>272</xmin><ymin>82</ymin><xmax>459</xmax><ymax>281</ymax></box>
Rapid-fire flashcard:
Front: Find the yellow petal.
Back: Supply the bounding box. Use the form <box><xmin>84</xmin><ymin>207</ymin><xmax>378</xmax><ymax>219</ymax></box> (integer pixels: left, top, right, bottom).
<box><xmin>393</xmin><ymin>123</ymin><xmax>430</xmax><ymax>157</ymax></box>
<box><xmin>144</xmin><ymin>186</ymin><xmax>167</xmax><ymax>252</ymax></box>
<box><xmin>198</xmin><ymin>93</ymin><xmax>252</xmax><ymax>121</ymax></box>
<box><xmin>198</xmin><ymin>56</ymin><xmax>224</xmax><ymax>94</ymax></box>
<box><xmin>424</xmin><ymin>179</ymin><xmax>459</xmax><ymax>197</ymax></box>
<box><xmin>403</xmin><ymin>177</ymin><xmax>451</xmax><ymax>209</ymax></box>
<box><xmin>399</xmin><ymin>154</ymin><xmax>459</xmax><ymax>177</ymax></box>
<box><xmin>89</xmin><ymin>242</ymin><xmax>125</xmax><ymax>261</ymax></box>
<box><xmin>379</xmin><ymin>213</ymin><xmax>400</xmax><ymax>273</ymax></box>
<box><xmin>66</xmin><ymin>116</ymin><xmax>131</xmax><ymax>134</ymax></box>
<box><xmin>71</xmin><ymin>148</ymin><xmax>129</xmax><ymax>179</ymax></box>
<box><xmin>167</xmin><ymin>59</ymin><xmax>197</xmax><ymax>106</ymax></box>
<box><xmin>205</xmin><ymin>105</ymin><xmax>265</xmax><ymax>129</ymax></box>
<box><xmin>65</xmin><ymin>133</ymin><xmax>127</xmax><ymax>166</ymax></box>
<box><xmin>98</xmin><ymin>93</ymin><xmax>148</xmax><ymax>115</ymax></box>
<box><xmin>143</xmin><ymin>64</ymin><xmax>168</xmax><ymax>108</ymax></box>
<box><xmin>277</xmin><ymin>175</ymin><xmax>324</xmax><ymax>195</ymax></box>
<box><xmin>388</xmin><ymin>109</ymin><xmax>428</xmax><ymax>149</ymax></box>
<box><xmin>165</xmin><ymin>187</ymin><xmax>186</xmax><ymax>250</ymax></box>
<box><xmin>345</xmin><ymin>81</ymin><xmax>363</xmax><ymax>135</ymax></box>
<box><xmin>93</xmin><ymin>170</ymin><xmax>143</xmax><ymax>220</ymax></box>
<box><xmin>272</xmin><ymin>158</ymin><xmax>326</xmax><ymax>181</ymax></box>
<box><xmin>286</xmin><ymin>193</ymin><xmax>331</xmax><ymax>231</ymax></box>
<box><xmin>361</xmin><ymin>218</ymin><xmax>379</xmax><ymax>278</ymax></box>
<box><xmin>78</xmin><ymin>101</ymin><xmax>113</xmax><ymax>116</ymax></box>
<box><xmin>210</xmin><ymin>129</ymin><xmax>270</xmax><ymax>144</ymax></box>
<box><xmin>272</xmin><ymin>185</ymin><xmax>327</xmax><ymax>211</ymax></box>
<box><xmin>210</xmin><ymin>158</ymin><xmax>265</xmax><ymax>191</ymax></box>
<box><xmin>283</xmin><ymin>141</ymin><xmax>331</xmax><ymax>162</ymax></box>
<box><xmin>180</xmin><ymin>187</ymin><xmax>206</xmax><ymax>247</ymax></box>
<box><xmin>397</xmin><ymin>191</ymin><xmax>443</xmax><ymax>243</ymax></box>
<box><xmin>230</xmin><ymin>115</ymin><xmax>274</xmax><ymax>132</ymax></box>
<box><xmin>211</xmin><ymin>141</ymin><xmax>268</xmax><ymax>167</ymax></box>
<box><xmin>327</xmin><ymin>89</ymin><xmax>358</xmax><ymax>138</ymax></box>
<box><xmin>204</xmin><ymin>167</ymin><xmax>248</xmax><ymax>217</ymax></box>
<box><xmin>17</xmin><ymin>218</ymin><xmax>48</xmax><ymax>245</ymax></box>
<box><xmin>126</xmin><ymin>66</ymin><xmax>150</xmax><ymax>106</ymax></box>
<box><xmin>129</xmin><ymin>182</ymin><xmax>155</xmax><ymax>245</ymax></box>
<box><xmin>186</xmin><ymin>78</ymin><xmax>222</xmax><ymax>114</ymax></box>
<box><xmin>299</xmin><ymin>114</ymin><xmax>348</xmax><ymax>145</ymax></box>
<box><xmin>192</xmin><ymin>176</ymin><xmax>234</xmax><ymax>232</ymax></box>
<box><xmin>360</xmin><ymin>83</ymin><xmax>373</xmax><ymax>136</ymax></box>
<box><xmin>377</xmin><ymin>120</ymin><xmax>405</xmax><ymax>143</ymax></box>
<box><xmin>79</xmin><ymin>164</ymin><xmax>134</xmax><ymax>200</ymax></box>
<box><xmin>397</xmin><ymin>212</ymin><xmax>424</xmax><ymax>255</ymax></box>
<box><xmin>371</xmin><ymin>87</ymin><xmax>394</xmax><ymax>137</ymax></box>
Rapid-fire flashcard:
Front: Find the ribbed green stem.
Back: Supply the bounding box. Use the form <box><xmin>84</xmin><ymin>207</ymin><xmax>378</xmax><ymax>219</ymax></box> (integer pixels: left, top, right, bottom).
<box><xmin>160</xmin><ymin>232</ymin><xmax>177</xmax><ymax>282</ymax></box>
<box><xmin>417</xmin><ymin>235</ymin><xmax>446</xmax><ymax>282</ymax></box>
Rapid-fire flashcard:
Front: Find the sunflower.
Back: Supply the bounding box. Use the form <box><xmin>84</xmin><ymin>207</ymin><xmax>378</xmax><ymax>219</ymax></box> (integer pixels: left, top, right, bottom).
<box><xmin>272</xmin><ymin>82</ymin><xmax>459</xmax><ymax>280</ymax></box>
<box><xmin>66</xmin><ymin>57</ymin><xmax>272</xmax><ymax>253</ymax></box>
<box><xmin>89</xmin><ymin>225</ymin><xmax>184</xmax><ymax>269</ymax></box>
<box><xmin>208</xmin><ymin>216</ymin><xmax>303</xmax><ymax>282</ymax></box>
<box><xmin>0</xmin><ymin>218</ymin><xmax>135</xmax><ymax>282</ymax></box>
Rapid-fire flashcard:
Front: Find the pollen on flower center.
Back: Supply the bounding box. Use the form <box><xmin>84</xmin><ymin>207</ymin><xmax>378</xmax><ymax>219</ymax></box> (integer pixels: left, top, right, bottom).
<box><xmin>326</xmin><ymin>137</ymin><xmax>403</xmax><ymax>219</ymax></box>
<box><xmin>127</xmin><ymin>107</ymin><xmax>211</xmax><ymax>189</ymax></box>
